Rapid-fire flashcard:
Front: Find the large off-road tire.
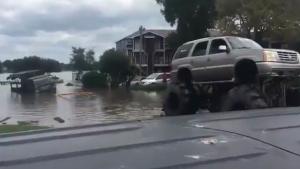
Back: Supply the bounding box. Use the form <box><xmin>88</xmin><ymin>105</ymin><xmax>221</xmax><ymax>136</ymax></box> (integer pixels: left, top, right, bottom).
<box><xmin>286</xmin><ymin>88</ymin><xmax>300</xmax><ymax>107</ymax></box>
<box><xmin>207</xmin><ymin>83</ymin><xmax>233</xmax><ymax>113</ymax></box>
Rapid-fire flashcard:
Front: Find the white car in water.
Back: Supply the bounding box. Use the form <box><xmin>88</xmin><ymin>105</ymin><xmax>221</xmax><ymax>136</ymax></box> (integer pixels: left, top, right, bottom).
<box><xmin>141</xmin><ymin>73</ymin><xmax>170</xmax><ymax>86</ymax></box>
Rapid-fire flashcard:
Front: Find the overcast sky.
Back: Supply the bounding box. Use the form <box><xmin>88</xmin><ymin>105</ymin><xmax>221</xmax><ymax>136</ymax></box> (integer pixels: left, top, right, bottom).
<box><xmin>0</xmin><ymin>0</ymin><xmax>172</xmax><ymax>63</ymax></box>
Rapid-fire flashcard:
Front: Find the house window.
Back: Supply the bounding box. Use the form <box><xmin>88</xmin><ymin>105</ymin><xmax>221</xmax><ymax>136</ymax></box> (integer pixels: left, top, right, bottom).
<box><xmin>160</xmin><ymin>39</ymin><xmax>164</xmax><ymax>49</ymax></box>
<box><xmin>128</xmin><ymin>50</ymin><xmax>133</xmax><ymax>57</ymax></box>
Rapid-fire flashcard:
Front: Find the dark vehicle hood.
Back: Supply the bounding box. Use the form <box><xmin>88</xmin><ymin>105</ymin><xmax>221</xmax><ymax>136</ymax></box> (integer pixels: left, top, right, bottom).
<box><xmin>1</xmin><ymin>108</ymin><xmax>300</xmax><ymax>169</ymax></box>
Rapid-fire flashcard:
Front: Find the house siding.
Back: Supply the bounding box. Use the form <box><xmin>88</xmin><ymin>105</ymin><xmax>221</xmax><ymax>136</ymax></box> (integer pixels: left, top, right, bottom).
<box><xmin>116</xmin><ymin>29</ymin><xmax>175</xmax><ymax>75</ymax></box>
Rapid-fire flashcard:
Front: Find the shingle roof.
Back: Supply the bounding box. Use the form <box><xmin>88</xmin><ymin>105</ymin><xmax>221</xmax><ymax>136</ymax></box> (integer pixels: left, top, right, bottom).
<box><xmin>117</xmin><ymin>29</ymin><xmax>175</xmax><ymax>42</ymax></box>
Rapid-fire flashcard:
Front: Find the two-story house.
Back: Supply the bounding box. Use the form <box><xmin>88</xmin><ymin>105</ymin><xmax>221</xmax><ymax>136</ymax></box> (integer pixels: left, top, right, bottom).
<box><xmin>116</xmin><ymin>29</ymin><xmax>175</xmax><ymax>75</ymax></box>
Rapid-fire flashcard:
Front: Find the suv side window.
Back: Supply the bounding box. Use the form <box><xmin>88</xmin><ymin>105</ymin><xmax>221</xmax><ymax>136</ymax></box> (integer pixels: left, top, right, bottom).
<box><xmin>173</xmin><ymin>43</ymin><xmax>193</xmax><ymax>60</ymax></box>
<box><xmin>157</xmin><ymin>75</ymin><xmax>163</xmax><ymax>80</ymax></box>
<box><xmin>192</xmin><ymin>41</ymin><xmax>208</xmax><ymax>56</ymax></box>
<box><xmin>209</xmin><ymin>39</ymin><xmax>228</xmax><ymax>54</ymax></box>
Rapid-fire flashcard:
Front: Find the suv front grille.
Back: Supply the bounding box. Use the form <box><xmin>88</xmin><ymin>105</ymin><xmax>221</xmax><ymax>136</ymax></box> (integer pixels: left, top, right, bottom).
<box><xmin>277</xmin><ymin>51</ymin><xmax>298</xmax><ymax>63</ymax></box>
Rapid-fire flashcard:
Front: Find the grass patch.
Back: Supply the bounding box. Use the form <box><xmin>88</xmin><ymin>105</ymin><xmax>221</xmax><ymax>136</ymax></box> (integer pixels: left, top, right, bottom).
<box><xmin>0</xmin><ymin>125</ymin><xmax>48</xmax><ymax>134</ymax></box>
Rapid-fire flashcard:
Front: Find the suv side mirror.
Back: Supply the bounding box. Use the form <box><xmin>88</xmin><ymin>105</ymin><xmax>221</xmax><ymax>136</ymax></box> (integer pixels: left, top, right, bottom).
<box><xmin>218</xmin><ymin>45</ymin><xmax>230</xmax><ymax>53</ymax></box>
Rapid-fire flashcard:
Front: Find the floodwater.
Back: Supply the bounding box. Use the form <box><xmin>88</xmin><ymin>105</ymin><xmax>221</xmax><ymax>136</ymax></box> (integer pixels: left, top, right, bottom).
<box><xmin>0</xmin><ymin>72</ymin><xmax>164</xmax><ymax>127</ymax></box>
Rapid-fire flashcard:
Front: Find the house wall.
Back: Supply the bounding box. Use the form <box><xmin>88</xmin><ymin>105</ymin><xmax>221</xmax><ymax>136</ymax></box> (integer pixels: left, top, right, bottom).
<box><xmin>116</xmin><ymin>40</ymin><xmax>128</xmax><ymax>55</ymax></box>
<box><xmin>116</xmin><ymin>31</ymin><xmax>175</xmax><ymax>75</ymax></box>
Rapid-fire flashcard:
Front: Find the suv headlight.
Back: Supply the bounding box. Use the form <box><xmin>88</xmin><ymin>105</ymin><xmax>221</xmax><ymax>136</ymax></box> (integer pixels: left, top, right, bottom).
<box><xmin>263</xmin><ymin>51</ymin><xmax>279</xmax><ymax>62</ymax></box>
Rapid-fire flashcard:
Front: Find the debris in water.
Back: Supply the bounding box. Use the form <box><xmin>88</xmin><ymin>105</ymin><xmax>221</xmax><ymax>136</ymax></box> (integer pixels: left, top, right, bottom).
<box><xmin>54</xmin><ymin>117</ymin><xmax>65</xmax><ymax>123</ymax></box>
<box><xmin>65</xmin><ymin>83</ymin><xmax>74</xmax><ymax>86</ymax></box>
<box><xmin>0</xmin><ymin>117</ymin><xmax>11</xmax><ymax>123</ymax></box>
<box><xmin>201</xmin><ymin>138</ymin><xmax>218</xmax><ymax>145</ymax></box>
<box><xmin>184</xmin><ymin>155</ymin><xmax>202</xmax><ymax>160</ymax></box>
<box><xmin>194</xmin><ymin>124</ymin><xmax>205</xmax><ymax>128</ymax></box>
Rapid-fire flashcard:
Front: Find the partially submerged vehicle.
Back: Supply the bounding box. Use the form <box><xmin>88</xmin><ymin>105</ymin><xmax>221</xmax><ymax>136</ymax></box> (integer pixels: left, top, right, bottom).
<box><xmin>141</xmin><ymin>73</ymin><xmax>170</xmax><ymax>86</ymax></box>
<box><xmin>7</xmin><ymin>70</ymin><xmax>56</xmax><ymax>93</ymax></box>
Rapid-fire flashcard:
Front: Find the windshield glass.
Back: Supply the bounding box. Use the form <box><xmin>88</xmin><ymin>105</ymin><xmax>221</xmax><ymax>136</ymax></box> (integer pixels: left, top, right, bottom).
<box><xmin>4</xmin><ymin>1</ymin><xmax>300</xmax><ymax>169</ymax></box>
<box><xmin>227</xmin><ymin>37</ymin><xmax>263</xmax><ymax>49</ymax></box>
<box><xmin>146</xmin><ymin>73</ymin><xmax>160</xmax><ymax>79</ymax></box>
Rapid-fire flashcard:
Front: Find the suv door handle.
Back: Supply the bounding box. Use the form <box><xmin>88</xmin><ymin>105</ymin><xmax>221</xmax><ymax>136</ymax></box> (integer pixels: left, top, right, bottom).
<box><xmin>207</xmin><ymin>58</ymin><xmax>211</xmax><ymax>62</ymax></box>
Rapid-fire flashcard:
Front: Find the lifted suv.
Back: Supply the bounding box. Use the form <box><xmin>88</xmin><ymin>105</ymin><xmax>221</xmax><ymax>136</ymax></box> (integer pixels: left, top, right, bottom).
<box><xmin>171</xmin><ymin>36</ymin><xmax>300</xmax><ymax>83</ymax></box>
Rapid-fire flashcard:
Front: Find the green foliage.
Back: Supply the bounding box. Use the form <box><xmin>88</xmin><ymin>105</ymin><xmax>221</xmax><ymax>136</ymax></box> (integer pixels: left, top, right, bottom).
<box><xmin>81</xmin><ymin>71</ymin><xmax>107</xmax><ymax>88</ymax></box>
<box><xmin>165</xmin><ymin>32</ymin><xmax>182</xmax><ymax>51</ymax></box>
<box><xmin>70</xmin><ymin>47</ymin><xmax>86</xmax><ymax>71</ymax></box>
<box><xmin>216</xmin><ymin>0</ymin><xmax>300</xmax><ymax>42</ymax></box>
<box><xmin>70</xmin><ymin>47</ymin><xmax>96</xmax><ymax>71</ymax></box>
<box><xmin>0</xmin><ymin>61</ymin><xmax>2</xmax><ymax>73</ymax></box>
<box><xmin>157</xmin><ymin>0</ymin><xmax>216</xmax><ymax>46</ymax></box>
<box><xmin>3</xmin><ymin>56</ymin><xmax>61</xmax><ymax>73</ymax></box>
<box><xmin>85</xmin><ymin>49</ymin><xmax>95</xmax><ymax>65</ymax></box>
<box><xmin>0</xmin><ymin>125</ymin><xmax>48</xmax><ymax>134</ymax></box>
<box><xmin>99</xmin><ymin>49</ymin><xmax>131</xmax><ymax>87</ymax></box>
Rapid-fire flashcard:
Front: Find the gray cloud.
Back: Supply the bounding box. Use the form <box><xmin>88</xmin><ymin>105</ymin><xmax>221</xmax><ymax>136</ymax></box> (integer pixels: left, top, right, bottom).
<box><xmin>0</xmin><ymin>0</ymin><xmax>172</xmax><ymax>63</ymax></box>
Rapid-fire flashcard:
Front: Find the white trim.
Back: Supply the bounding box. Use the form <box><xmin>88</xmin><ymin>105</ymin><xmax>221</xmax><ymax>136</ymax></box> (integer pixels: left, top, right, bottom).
<box><xmin>205</xmin><ymin>64</ymin><xmax>234</xmax><ymax>70</ymax></box>
<box><xmin>131</xmin><ymin>31</ymin><xmax>166</xmax><ymax>39</ymax></box>
<box><xmin>192</xmin><ymin>67</ymin><xmax>206</xmax><ymax>71</ymax></box>
<box><xmin>183</xmin><ymin>64</ymin><xmax>234</xmax><ymax>71</ymax></box>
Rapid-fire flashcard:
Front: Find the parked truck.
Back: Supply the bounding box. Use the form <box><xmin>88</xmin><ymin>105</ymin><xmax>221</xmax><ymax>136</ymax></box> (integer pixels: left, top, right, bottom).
<box><xmin>171</xmin><ymin>36</ymin><xmax>300</xmax><ymax>112</ymax></box>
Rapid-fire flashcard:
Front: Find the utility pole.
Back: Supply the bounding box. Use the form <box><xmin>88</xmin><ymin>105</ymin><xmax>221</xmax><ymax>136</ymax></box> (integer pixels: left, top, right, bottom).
<box><xmin>139</xmin><ymin>26</ymin><xmax>145</xmax><ymax>75</ymax></box>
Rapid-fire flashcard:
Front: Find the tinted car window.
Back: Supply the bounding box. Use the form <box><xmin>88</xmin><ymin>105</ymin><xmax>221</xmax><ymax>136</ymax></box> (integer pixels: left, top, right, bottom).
<box><xmin>192</xmin><ymin>41</ymin><xmax>208</xmax><ymax>56</ymax></box>
<box><xmin>209</xmin><ymin>39</ymin><xmax>228</xmax><ymax>54</ymax></box>
<box><xmin>227</xmin><ymin>37</ymin><xmax>263</xmax><ymax>49</ymax></box>
<box><xmin>157</xmin><ymin>75</ymin><xmax>163</xmax><ymax>80</ymax></box>
<box><xmin>173</xmin><ymin>43</ymin><xmax>193</xmax><ymax>59</ymax></box>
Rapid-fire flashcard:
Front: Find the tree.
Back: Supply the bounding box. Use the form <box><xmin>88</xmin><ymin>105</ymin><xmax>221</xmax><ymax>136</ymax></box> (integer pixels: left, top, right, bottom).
<box><xmin>70</xmin><ymin>47</ymin><xmax>97</xmax><ymax>71</ymax></box>
<box><xmin>99</xmin><ymin>49</ymin><xmax>131</xmax><ymax>87</ymax></box>
<box><xmin>3</xmin><ymin>56</ymin><xmax>61</xmax><ymax>73</ymax></box>
<box><xmin>85</xmin><ymin>49</ymin><xmax>97</xmax><ymax>70</ymax></box>
<box><xmin>216</xmin><ymin>0</ymin><xmax>300</xmax><ymax>43</ymax></box>
<box><xmin>156</xmin><ymin>0</ymin><xmax>216</xmax><ymax>47</ymax></box>
<box><xmin>81</xmin><ymin>71</ymin><xmax>107</xmax><ymax>89</ymax></box>
<box><xmin>70</xmin><ymin>47</ymin><xmax>87</xmax><ymax>71</ymax></box>
<box><xmin>0</xmin><ymin>61</ymin><xmax>2</xmax><ymax>73</ymax></box>
<box><xmin>85</xmin><ymin>49</ymin><xmax>95</xmax><ymax>65</ymax></box>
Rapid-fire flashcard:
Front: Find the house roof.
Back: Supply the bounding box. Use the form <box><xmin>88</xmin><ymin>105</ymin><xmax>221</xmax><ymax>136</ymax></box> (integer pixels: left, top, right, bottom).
<box><xmin>116</xmin><ymin>29</ymin><xmax>175</xmax><ymax>42</ymax></box>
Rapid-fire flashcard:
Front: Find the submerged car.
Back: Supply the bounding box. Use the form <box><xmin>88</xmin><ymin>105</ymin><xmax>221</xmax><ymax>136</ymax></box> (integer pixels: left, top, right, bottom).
<box><xmin>171</xmin><ymin>36</ymin><xmax>300</xmax><ymax>83</ymax></box>
<box><xmin>130</xmin><ymin>76</ymin><xmax>145</xmax><ymax>86</ymax></box>
<box><xmin>141</xmin><ymin>73</ymin><xmax>170</xmax><ymax>86</ymax></box>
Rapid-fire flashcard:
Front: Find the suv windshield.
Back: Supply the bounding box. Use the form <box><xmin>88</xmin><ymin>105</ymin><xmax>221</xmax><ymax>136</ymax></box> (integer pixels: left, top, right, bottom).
<box><xmin>227</xmin><ymin>37</ymin><xmax>263</xmax><ymax>49</ymax></box>
<box><xmin>146</xmin><ymin>73</ymin><xmax>161</xmax><ymax>79</ymax></box>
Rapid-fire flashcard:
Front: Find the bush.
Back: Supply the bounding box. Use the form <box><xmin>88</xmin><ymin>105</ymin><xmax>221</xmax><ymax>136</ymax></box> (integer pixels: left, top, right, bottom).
<box><xmin>81</xmin><ymin>72</ymin><xmax>107</xmax><ymax>88</ymax></box>
<box><xmin>99</xmin><ymin>49</ymin><xmax>131</xmax><ymax>87</ymax></box>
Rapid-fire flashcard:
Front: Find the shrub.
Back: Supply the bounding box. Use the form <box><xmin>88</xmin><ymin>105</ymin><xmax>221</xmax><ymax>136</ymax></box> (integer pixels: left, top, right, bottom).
<box><xmin>81</xmin><ymin>72</ymin><xmax>107</xmax><ymax>88</ymax></box>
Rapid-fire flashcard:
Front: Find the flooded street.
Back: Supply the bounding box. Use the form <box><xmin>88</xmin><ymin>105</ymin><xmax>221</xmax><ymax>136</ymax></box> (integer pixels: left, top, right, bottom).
<box><xmin>0</xmin><ymin>72</ymin><xmax>164</xmax><ymax>127</ymax></box>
